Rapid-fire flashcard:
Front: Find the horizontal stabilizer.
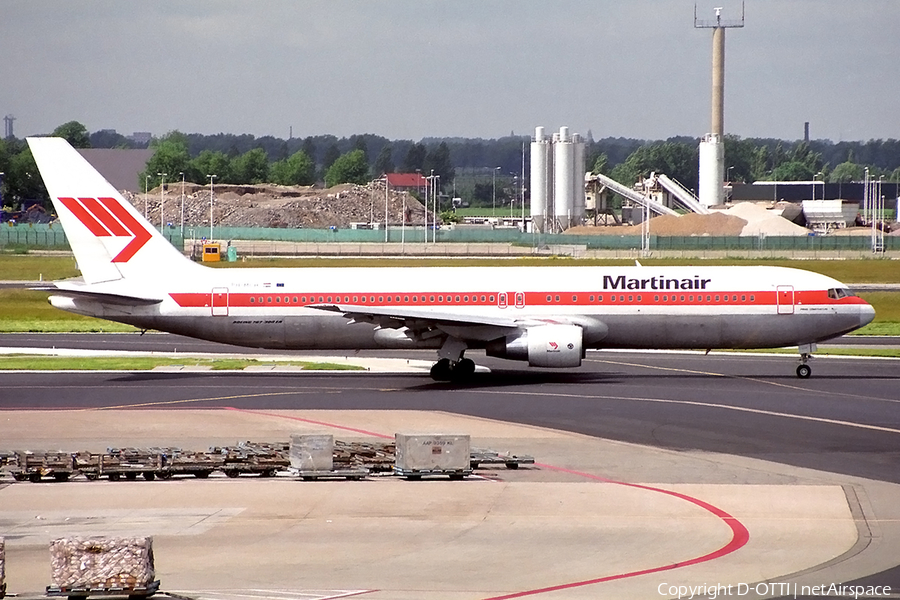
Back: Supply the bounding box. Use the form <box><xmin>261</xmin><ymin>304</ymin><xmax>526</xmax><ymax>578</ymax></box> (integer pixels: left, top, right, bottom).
<box><xmin>33</xmin><ymin>286</ymin><xmax>162</xmax><ymax>306</ymax></box>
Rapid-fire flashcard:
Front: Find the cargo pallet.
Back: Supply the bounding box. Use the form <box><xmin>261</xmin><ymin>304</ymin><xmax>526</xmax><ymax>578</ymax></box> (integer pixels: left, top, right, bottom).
<box><xmin>470</xmin><ymin>449</ymin><xmax>535</xmax><ymax>470</ymax></box>
<box><xmin>393</xmin><ymin>467</ymin><xmax>473</xmax><ymax>480</ymax></box>
<box><xmin>47</xmin><ymin>579</ymin><xmax>160</xmax><ymax>600</ymax></box>
<box><xmin>292</xmin><ymin>468</ymin><xmax>368</xmax><ymax>481</ymax></box>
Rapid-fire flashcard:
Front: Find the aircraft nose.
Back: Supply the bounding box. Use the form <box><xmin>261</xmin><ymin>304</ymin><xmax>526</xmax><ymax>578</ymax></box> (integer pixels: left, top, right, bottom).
<box><xmin>860</xmin><ymin>303</ymin><xmax>876</xmax><ymax>328</ymax></box>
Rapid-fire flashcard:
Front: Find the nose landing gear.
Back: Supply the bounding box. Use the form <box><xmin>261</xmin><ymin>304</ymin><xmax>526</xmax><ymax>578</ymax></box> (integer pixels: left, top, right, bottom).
<box><xmin>796</xmin><ymin>343</ymin><xmax>816</xmax><ymax>378</ymax></box>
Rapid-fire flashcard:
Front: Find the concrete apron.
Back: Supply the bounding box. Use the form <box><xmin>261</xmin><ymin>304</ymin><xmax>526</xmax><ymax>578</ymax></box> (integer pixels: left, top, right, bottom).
<box><xmin>0</xmin><ymin>409</ymin><xmax>880</xmax><ymax>600</ymax></box>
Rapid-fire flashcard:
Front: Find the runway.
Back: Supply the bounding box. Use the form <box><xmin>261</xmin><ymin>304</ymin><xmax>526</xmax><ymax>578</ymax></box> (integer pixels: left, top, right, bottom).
<box><xmin>2</xmin><ymin>333</ymin><xmax>900</xmax><ymax>598</ymax></box>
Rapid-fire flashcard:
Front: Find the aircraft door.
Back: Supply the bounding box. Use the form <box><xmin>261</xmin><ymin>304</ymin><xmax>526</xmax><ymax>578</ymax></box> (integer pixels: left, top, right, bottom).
<box><xmin>211</xmin><ymin>287</ymin><xmax>229</xmax><ymax>316</ymax></box>
<box><xmin>776</xmin><ymin>285</ymin><xmax>794</xmax><ymax>315</ymax></box>
<box><xmin>515</xmin><ymin>292</ymin><xmax>525</xmax><ymax>309</ymax></box>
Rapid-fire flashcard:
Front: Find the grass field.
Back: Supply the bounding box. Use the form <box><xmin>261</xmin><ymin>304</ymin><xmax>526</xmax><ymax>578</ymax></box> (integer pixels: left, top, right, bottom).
<box><xmin>3</xmin><ymin>253</ymin><xmax>900</xmax><ymax>282</ymax></box>
<box><xmin>1</xmin><ymin>252</ymin><xmax>898</xmax><ymax>335</ymax></box>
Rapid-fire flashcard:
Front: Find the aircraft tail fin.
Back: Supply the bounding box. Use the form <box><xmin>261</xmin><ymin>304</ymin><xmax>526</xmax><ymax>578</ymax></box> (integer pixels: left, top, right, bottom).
<box><xmin>28</xmin><ymin>137</ymin><xmax>198</xmax><ymax>285</ymax></box>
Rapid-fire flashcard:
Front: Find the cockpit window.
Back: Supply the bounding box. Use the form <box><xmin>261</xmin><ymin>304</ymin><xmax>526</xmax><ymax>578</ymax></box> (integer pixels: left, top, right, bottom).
<box><xmin>827</xmin><ymin>288</ymin><xmax>855</xmax><ymax>299</ymax></box>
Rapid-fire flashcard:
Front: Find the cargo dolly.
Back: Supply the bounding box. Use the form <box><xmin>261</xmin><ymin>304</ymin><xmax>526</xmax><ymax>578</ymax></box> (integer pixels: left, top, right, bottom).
<box><xmin>47</xmin><ymin>579</ymin><xmax>160</xmax><ymax>600</ymax></box>
<box><xmin>470</xmin><ymin>449</ymin><xmax>535</xmax><ymax>470</ymax></box>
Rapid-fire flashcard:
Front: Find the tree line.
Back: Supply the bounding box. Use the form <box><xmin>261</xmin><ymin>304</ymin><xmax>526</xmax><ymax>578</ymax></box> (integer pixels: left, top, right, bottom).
<box><xmin>2</xmin><ymin>120</ymin><xmax>900</xmax><ymax>210</ymax></box>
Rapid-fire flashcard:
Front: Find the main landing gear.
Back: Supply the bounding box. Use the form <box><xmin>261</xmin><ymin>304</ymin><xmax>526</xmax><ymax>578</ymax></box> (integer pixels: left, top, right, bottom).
<box><xmin>430</xmin><ymin>357</ymin><xmax>476</xmax><ymax>382</ymax></box>
<box><xmin>795</xmin><ymin>343</ymin><xmax>816</xmax><ymax>379</ymax></box>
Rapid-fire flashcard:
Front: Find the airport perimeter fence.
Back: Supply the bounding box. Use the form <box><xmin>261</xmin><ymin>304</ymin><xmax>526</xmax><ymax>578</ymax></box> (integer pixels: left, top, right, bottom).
<box><xmin>0</xmin><ymin>223</ymin><xmax>185</xmax><ymax>251</ymax></box>
<box><xmin>2</xmin><ymin>223</ymin><xmax>897</xmax><ymax>255</ymax></box>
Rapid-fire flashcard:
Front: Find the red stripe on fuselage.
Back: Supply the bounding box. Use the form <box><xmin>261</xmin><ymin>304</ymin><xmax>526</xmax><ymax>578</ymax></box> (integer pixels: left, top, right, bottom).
<box><xmin>168</xmin><ymin>290</ymin><xmax>867</xmax><ymax>309</ymax></box>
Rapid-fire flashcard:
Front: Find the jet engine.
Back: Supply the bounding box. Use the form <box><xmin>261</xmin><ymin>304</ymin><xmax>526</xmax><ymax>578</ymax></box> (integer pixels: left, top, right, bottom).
<box><xmin>486</xmin><ymin>324</ymin><xmax>583</xmax><ymax>368</ymax></box>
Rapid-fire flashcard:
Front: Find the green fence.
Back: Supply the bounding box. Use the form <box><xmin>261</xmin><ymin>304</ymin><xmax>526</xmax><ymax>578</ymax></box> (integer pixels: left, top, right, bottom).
<box><xmin>2</xmin><ymin>223</ymin><xmax>896</xmax><ymax>252</ymax></box>
<box><xmin>0</xmin><ymin>224</ymin><xmax>184</xmax><ymax>251</ymax></box>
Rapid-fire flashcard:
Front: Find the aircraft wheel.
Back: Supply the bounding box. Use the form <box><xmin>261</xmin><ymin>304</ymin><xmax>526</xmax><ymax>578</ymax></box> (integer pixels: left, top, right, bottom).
<box><xmin>454</xmin><ymin>358</ymin><xmax>476</xmax><ymax>378</ymax></box>
<box><xmin>430</xmin><ymin>359</ymin><xmax>453</xmax><ymax>381</ymax></box>
<box><xmin>796</xmin><ymin>364</ymin><xmax>812</xmax><ymax>379</ymax></box>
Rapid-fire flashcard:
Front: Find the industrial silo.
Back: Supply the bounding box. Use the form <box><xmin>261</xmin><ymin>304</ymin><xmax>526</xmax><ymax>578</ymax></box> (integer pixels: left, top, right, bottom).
<box><xmin>530</xmin><ymin>126</ymin><xmax>552</xmax><ymax>233</ymax></box>
<box><xmin>553</xmin><ymin>126</ymin><xmax>574</xmax><ymax>230</ymax></box>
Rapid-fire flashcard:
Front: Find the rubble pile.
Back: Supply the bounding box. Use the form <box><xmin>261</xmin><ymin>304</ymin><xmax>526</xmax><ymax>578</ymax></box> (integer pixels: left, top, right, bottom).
<box><xmin>49</xmin><ymin>537</ymin><xmax>155</xmax><ymax>589</ymax></box>
<box><xmin>125</xmin><ymin>181</ymin><xmax>433</xmax><ymax>230</ymax></box>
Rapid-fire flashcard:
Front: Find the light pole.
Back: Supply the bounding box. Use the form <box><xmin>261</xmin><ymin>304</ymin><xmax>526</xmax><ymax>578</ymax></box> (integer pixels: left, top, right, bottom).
<box><xmin>144</xmin><ymin>175</ymin><xmax>150</xmax><ymax>218</ymax></box>
<box><xmin>179</xmin><ymin>172</ymin><xmax>185</xmax><ymax>238</ymax></box>
<box><xmin>157</xmin><ymin>172</ymin><xmax>167</xmax><ymax>232</ymax></box>
<box><xmin>384</xmin><ymin>176</ymin><xmax>389</xmax><ymax>243</ymax></box>
<box><xmin>813</xmin><ymin>171</ymin><xmax>823</xmax><ymax>202</ymax></box>
<box><xmin>433</xmin><ymin>175</ymin><xmax>440</xmax><ymax>244</ymax></box>
<box><xmin>727</xmin><ymin>165</ymin><xmax>734</xmax><ymax>182</ymax></box>
<box><xmin>492</xmin><ymin>166</ymin><xmax>500</xmax><ymax>217</ymax></box>
<box><xmin>207</xmin><ymin>174</ymin><xmax>217</xmax><ymax>240</ymax></box>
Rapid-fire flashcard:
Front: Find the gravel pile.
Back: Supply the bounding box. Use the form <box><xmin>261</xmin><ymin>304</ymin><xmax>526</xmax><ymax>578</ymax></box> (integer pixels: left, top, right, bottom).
<box><xmin>125</xmin><ymin>181</ymin><xmax>432</xmax><ymax>229</ymax></box>
<box><xmin>567</xmin><ymin>202</ymin><xmax>814</xmax><ymax>237</ymax></box>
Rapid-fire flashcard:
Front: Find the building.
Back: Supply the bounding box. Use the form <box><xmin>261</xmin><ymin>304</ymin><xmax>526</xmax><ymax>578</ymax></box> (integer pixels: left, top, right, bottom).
<box><xmin>386</xmin><ymin>173</ymin><xmax>427</xmax><ymax>193</ymax></box>
<box><xmin>78</xmin><ymin>148</ymin><xmax>155</xmax><ymax>193</ymax></box>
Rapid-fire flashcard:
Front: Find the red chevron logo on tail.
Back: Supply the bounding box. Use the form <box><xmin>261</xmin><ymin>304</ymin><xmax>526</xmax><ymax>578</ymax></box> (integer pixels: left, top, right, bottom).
<box><xmin>59</xmin><ymin>196</ymin><xmax>152</xmax><ymax>262</ymax></box>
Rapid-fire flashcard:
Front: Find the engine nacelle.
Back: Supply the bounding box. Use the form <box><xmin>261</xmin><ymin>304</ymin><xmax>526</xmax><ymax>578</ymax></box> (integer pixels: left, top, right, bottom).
<box><xmin>486</xmin><ymin>324</ymin><xmax>583</xmax><ymax>368</ymax></box>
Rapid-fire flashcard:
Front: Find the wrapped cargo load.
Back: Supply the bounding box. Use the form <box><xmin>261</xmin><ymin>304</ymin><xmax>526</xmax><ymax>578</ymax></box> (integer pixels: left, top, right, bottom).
<box><xmin>290</xmin><ymin>434</ymin><xmax>334</xmax><ymax>472</ymax></box>
<box><xmin>49</xmin><ymin>537</ymin><xmax>155</xmax><ymax>590</ymax></box>
<box><xmin>1</xmin><ymin>536</ymin><xmax>6</xmax><ymax>597</ymax></box>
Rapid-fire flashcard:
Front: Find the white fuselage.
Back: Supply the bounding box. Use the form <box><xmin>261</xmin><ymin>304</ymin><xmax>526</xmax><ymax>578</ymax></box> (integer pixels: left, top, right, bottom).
<box><xmin>50</xmin><ymin>264</ymin><xmax>874</xmax><ymax>353</ymax></box>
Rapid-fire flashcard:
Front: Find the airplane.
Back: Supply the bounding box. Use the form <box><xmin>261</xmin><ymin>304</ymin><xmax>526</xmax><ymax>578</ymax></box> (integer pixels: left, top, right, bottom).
<box><xmin>28</xmin><ymin>136</ymin><xmax>875</xmax><ymax>380</ymax></box>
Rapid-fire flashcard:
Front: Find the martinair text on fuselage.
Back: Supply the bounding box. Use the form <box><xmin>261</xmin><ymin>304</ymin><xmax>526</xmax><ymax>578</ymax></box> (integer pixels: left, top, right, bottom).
<box><xmin>603</xmin><ymin>275</ymin><xmax>712</xmax><ymax>291</ymax></box>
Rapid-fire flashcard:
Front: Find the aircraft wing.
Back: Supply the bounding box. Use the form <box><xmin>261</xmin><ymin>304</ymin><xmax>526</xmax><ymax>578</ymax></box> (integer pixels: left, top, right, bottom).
<box><xmin>309</xmin><ymin>303</ymin><xmax>522</xmax><ymax>342</ymax></box>
<box><xmin>308</xmin><ymin>303</ymin><xmax>607</xmax><ymax>343</ymax></box>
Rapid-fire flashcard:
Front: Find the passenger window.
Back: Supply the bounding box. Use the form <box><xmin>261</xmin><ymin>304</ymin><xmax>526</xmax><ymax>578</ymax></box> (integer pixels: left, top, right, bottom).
<box><xmin>572</xmin><ymin>295</ymin><xmax>577</xmax><ymax>302</ymax></box>
<box><xmin>430</xmin><ymin>295</ymin><xmax>435</xmax><ymax>302</ymax></box>
<box><xmin>628</xmin><ymin>295</ymin><xmax>633</xmax><ymax>302</ymax></box>
<box><xmin>250</xmin><ymin>297</ymin><xmax>255</xmax><ymax>303</ymax></box>
<box><xmin>455</xmin><ymin>295</ymin><xmax>460</xmax><ymax>302</ymax></box>
<box><xmin>688</xmin><ymin>295</ymin><xmax>693</xmax><ymax>302</ymax></box>
<box><xmin>741</xmin><ymin>295</ymin><xmax>746</xmax><ymax>302</ymax></box>
<box><xmin>480</xmin><ymin>295</ymin><xmax>486</xmax><ymax>302</ymax></box>
<box><xmin>654</xmin><ymin>295</ymin><xmax>659</xmax><ymax>302</ymax></box>
<box><xmin>620</xmin><ymin>296</ymin><xmax>625</xmax><ymax>302</ymax></box>
<box><xmin>547</xmin><ymin>295</ymin><xmax>552</xmax><ymax>302</ymax></box>
<box><xmin>590</xmin><ymin>295</ymin><xmax>595</xmax><ymax>302</ymax></box>
<box><xmin>489</xmin><ymin>295</ymin><xmax>494</xmax><ymax>302</ymax></box>
<box><xmin>464</xmin><ymin>295</ymin><xmax>469</xmax><ymax>302</ymax></box>
<box><xmin>750</xmin><ymin>295</ymin><xmax>754</xmax><ymax>301</ymax></box>
<box><xmin>404</xmin><ymin>295</ymin><xmax>409</xmax><ymax>302</ymax></box>
<box><xmin>555</xmin><ymin>295</ymin><xmax>560</xmax><ymax>302</ymax></box>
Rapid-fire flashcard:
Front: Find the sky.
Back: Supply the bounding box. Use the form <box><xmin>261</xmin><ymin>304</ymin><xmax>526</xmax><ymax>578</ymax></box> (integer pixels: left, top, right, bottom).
<box><xmin>3</xmin><ymin>1</ymin><xmax>899</xmax><ymax>143</ymax></box>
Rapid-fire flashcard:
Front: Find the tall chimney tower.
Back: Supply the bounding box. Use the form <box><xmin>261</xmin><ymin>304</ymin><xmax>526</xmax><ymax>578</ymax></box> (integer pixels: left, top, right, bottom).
<box><xmin>695</xmin><ymin>4</ymin><xmax>744</xmax><ymax>208</ymax></box>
